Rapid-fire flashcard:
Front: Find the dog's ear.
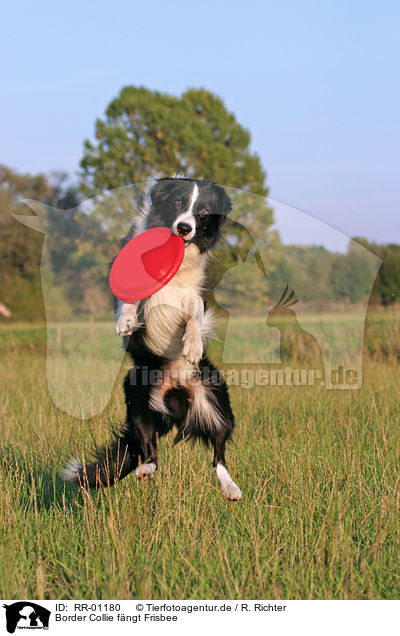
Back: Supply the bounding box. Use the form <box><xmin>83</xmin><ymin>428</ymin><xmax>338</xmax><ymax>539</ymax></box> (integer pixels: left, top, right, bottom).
<box><xmin>216</xmin><ymin>185</ymin><xmax>232</xmax><ymax>218</ymax></box>
<box><xmin>149</xmin><ymin>179</ymin><xmax>174</xmax><ymax>207</ymax></box>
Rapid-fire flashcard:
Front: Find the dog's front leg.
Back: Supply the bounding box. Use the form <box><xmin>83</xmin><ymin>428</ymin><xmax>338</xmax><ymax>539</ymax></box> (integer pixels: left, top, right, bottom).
<box><xmin>182</xmin><ymin>295</ymin><xmax>204</xmax><ymax>364</ymax></box>
<box><xmin>116</xmin><ymin>299</ymin><xmax>140</xmax><ymax>336</ymax></box>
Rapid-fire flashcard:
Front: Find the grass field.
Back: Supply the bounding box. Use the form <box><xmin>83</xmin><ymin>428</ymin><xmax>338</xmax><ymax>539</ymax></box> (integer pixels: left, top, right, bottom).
<box><xmin>0</xmin><ymin>314</ymin><xmax>399</xmax><ymax>599</ymax></box>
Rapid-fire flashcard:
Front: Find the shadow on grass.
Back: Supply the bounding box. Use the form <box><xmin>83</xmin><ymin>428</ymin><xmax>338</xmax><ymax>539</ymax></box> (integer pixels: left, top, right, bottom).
<box><xmin>0</xmin><ymin>444</ymin><xmax>86</xmax><ymax>512</ymax></box>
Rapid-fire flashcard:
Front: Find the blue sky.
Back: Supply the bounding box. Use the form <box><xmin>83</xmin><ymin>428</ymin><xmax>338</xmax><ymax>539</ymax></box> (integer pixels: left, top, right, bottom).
<box><xmin>1</xmin><ymin>0</ymin><xmax>399</xmax><ymax>248</ymax></box>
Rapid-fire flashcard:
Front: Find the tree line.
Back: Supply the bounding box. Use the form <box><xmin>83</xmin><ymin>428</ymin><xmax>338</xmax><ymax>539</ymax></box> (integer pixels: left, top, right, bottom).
<box><xmin>0</xmin><ymin>86</ymin><xmax>397</xmax><ymax>321</ymax></box>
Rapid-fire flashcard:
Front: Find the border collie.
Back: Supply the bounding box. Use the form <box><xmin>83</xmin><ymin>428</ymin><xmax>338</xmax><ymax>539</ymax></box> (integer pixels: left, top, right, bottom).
<box><xmin>62</xmin><ymin>176</ymin><xmax>242</xmax><ymax>500</ymax></box>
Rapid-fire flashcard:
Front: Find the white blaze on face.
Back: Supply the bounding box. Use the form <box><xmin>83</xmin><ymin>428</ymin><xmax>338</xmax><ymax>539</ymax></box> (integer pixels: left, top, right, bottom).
<box><xmin>172</xmin><ymin>183</ymin><xmax>198</xmax><ymax>240</ymax></box>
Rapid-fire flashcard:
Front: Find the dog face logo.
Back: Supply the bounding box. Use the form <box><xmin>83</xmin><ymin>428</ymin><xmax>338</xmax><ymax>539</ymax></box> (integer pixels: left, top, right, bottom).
<box><xmin>2</xmin><ymin>602</ymin><xmax>50</xmax><ymax>633</ymax></box>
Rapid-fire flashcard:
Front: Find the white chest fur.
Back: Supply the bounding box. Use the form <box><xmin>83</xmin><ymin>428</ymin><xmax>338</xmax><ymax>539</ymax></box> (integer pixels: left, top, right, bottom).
<box><xmin>143</xmin><ymin>245</ymin><xmax>206</xmax><ymax>359</ymax></box>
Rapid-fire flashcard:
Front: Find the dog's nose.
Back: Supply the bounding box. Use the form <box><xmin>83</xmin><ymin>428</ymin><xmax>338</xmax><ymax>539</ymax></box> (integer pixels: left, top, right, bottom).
<box><xmin>176</xmin><ymin>222</ymin><xmax>193</xmax><ymax>237</ymax></box>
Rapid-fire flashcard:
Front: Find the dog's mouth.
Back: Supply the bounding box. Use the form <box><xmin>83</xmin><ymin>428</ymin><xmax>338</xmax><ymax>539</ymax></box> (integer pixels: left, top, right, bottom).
<box><xmin>171</xmin><ymin>230</ymin><xmax>195</xmax><ymax>245</ymax></box>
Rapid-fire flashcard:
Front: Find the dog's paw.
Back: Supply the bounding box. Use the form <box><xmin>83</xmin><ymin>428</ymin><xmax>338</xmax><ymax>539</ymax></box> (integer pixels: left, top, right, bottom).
<box><xmin>222</xmin><ymin>481</ymin><xmax>242</xmax><ymax>501</ymax></box>
<box><xmin>135</xmin><ymin>463</ymin><xmax>157</xmax><ymax>480</ymax></box>
<box><xmin>116</xmin><ymin>304</ymin><xmax>139</xmax><ymax>336</ymax></box>
<box><xmin>182</xmin><ymin>331</ymin><xmax>203</xmax><ymax>364</ymax></box>
<box><xmin>116</xmin><ymin>315</ymin><xmax>137</xmax><ymax>336</ymax></box>
<box><xmin>216</xmin><ymin>464</ymin><xmax>242</xmax><ymax>501</ymax></box>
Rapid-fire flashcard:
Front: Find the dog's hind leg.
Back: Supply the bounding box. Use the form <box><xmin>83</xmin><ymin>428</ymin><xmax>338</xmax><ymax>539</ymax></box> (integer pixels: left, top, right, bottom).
<box><xmin>61</xmin><ymin>414</ymin><xmax>159</xmax><ymax>487</ymax></box>
<box><xmin>213</xmin><ymin>431</ymin><xmax>242</xmax><ymax>501</ymax></box>
<box><xmin>123</xmin><ymin>370</ymin><xmax>160</xmax><ymax>481</ymax></box>
<box><xmin>134</xmin><ymin>417</ymin><xmax>158</xmax><ymax>480</ymax></box>
<box><xmin>61</xmin><ymin>425</ymin><xmax>140</xmax><ymax>488</ymax></box>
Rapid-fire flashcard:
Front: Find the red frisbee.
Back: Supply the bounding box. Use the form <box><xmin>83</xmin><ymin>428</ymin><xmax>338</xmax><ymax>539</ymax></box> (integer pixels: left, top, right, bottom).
<box><xmin>109</xmin><ymin>227</ymin><xmax>185</xmax><ymax>302</ymax></box>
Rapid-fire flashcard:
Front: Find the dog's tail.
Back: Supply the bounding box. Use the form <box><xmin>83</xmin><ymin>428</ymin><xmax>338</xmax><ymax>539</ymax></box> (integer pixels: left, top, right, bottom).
<box><xmin>60</xmin><ymin>427</ymin><xmax>139</xmax><ymax>488</ymax></box>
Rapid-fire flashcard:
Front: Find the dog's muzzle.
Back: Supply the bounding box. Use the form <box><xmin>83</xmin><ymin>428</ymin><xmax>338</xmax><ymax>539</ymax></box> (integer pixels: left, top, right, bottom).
<box><xmin>172</xmin><ymin>218</ymin><xmax>196</xmax><ymax>241</ymax></box>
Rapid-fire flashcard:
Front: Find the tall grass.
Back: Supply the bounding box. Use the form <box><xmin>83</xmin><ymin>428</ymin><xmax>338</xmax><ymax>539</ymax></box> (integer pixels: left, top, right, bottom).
<box><xmin>0</xmin><ymin>317</ymin><xmax>399</xmax><ymax>599</ymax></box>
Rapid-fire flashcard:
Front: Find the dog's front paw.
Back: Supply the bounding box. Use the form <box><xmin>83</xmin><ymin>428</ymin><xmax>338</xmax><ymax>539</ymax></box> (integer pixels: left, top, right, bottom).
<box><xmin>116</xmin><ymin>304</ymin><xmax>139</xmax><ymax>336</ymax></box>
<box><xmin>182</xmin><ymin>331</ymin><xmax>203</xmax><ymax>364</ymax></box>
<box><xmin>116</xmin><ymin>314</ymin><xmax>137</xmax><ymax>336</ymax></box>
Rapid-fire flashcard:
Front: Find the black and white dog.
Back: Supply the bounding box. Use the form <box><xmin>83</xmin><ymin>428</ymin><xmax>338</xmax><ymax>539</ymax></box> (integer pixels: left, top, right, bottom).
<box><xmin>62</xmin><ymin>176</ymin><xmax>242</xmax><ymax>500</ymax></box>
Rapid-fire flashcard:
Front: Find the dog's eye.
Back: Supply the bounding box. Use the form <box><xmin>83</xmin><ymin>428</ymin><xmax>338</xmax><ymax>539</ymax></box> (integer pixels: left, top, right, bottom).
<box><xmin>175</xmin><ymin>200</ymin><xmax>183</xmax><ymax>208</ymax></box>
<box><xmin>200</xmin><ymin>208</ymin><xmax>208</xmax><ymax>215</ymax></box>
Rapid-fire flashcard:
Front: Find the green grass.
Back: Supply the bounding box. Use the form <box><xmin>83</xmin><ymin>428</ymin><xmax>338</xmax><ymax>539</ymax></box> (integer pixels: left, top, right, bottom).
<box><xmin>0</xmin><ymin>317</ymin><xmax>399</xmax><ymax>599</ymax></box>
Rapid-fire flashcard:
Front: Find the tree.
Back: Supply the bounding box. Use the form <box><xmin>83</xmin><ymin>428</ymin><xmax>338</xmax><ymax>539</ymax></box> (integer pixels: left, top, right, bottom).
<box><xmin>0</xmin><ymin>165</ymin><xmax>84</xmax><ymax>321</ymax></box>
<box><xmin>0</xmin><ymin>165</ymin><xmax>49</xmax><ymax>321</ymax></box>
<box><xmin>331</xmin><ymin>241</ymin><xmax>378</xmax><ymax>303</ymax></box>
<box><xmin>353</xmin><ymin>238</ymin><xmax>399</xmax><ymax>305</ymax></box>
<box><xmin>79</xmin><ymin>86</ymin><xmax>276</xmax><ymax>314</ymax></box>
<box><xmin>80</xmin><ymin>86</ymin><xmax>268</xmax><ymax>197</ymax></box>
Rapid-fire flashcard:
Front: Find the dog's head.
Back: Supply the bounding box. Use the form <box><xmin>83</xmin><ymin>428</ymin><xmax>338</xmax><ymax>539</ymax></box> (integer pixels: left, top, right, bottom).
<box><xmin>144</xmin><ymin>177</ymin><xmax>232</xmax><ymax>254</ymax></box>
